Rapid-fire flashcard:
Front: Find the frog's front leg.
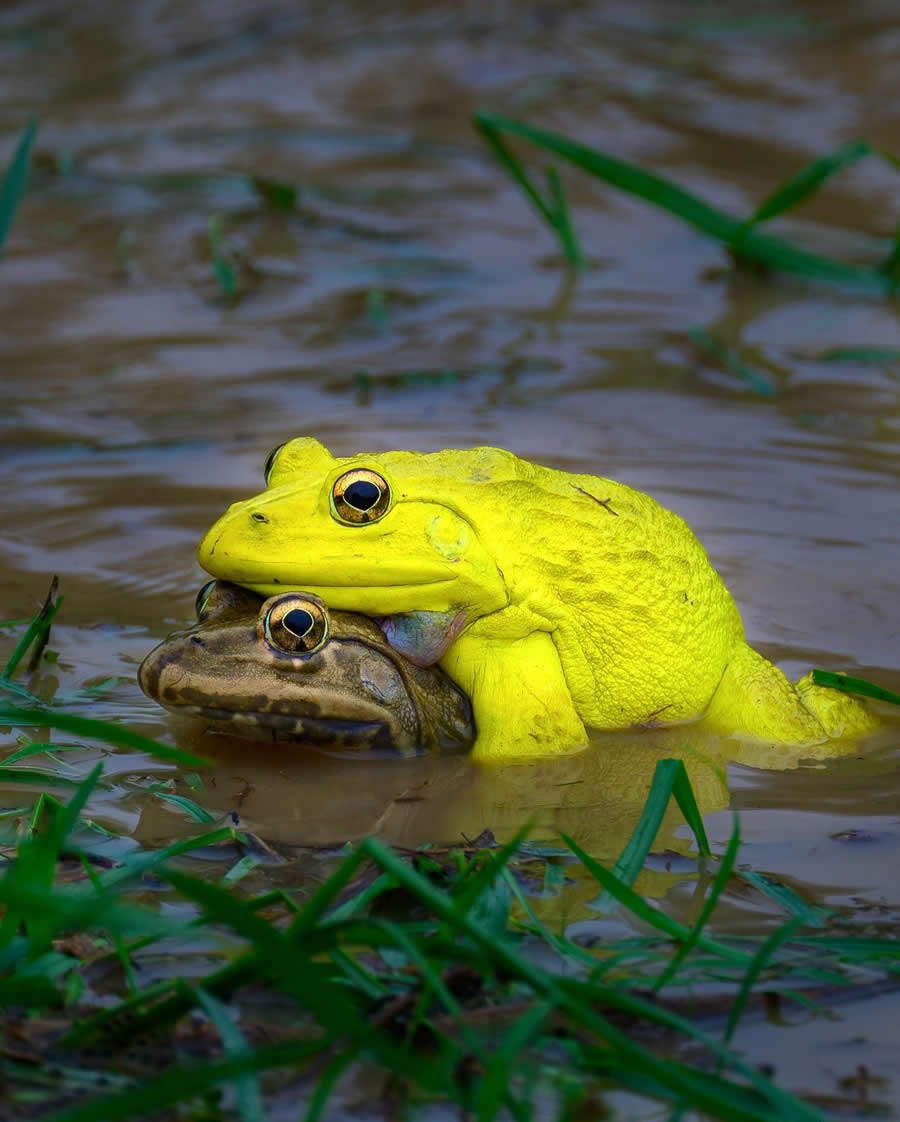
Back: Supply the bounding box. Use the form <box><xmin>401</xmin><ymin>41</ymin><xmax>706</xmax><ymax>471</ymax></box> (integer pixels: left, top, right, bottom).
<box><xmin>440</xmin><ymin>630</ymin><xmax>588</xmax><ymax>762</ymax></box>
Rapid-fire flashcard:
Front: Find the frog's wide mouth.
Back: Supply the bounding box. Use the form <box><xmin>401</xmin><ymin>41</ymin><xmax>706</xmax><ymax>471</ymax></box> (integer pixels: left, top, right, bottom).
<box><xmin>198</xmin><ymin>548</ymin><xmax>462</xmax><ymax>590</ymax></box>
<box><xmin>197</xmin><ymin>520</ymin><xmax>509</xmax><ymax>616</ymax></box>
<box><xmin>166</xmin><ymin>702</ymin><xmax>402</xmax><ymax>747</ymax></box>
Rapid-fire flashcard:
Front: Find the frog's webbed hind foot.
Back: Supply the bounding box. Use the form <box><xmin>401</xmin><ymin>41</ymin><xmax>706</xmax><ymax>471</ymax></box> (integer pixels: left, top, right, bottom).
<box><xmin>702</xmin><ymin>643</ymin><xmax>824</xmax><ymax>744</ymax></box>
<box><xmin>794</xmin><ymin>672</ymin><xmax>880</xmax><ymax>739</ymax></box>
<box><xmin>703</xmin><ymin>644</ymin><xmax>879</xmax><ymax>745</ymax></box>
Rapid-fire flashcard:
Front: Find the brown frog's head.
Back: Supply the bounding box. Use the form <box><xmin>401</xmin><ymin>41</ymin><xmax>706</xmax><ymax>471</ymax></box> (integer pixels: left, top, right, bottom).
<box><xmin>138</xmin><ymin>581</ymin><xmax>474</xmax><ymax>756</ymax></box>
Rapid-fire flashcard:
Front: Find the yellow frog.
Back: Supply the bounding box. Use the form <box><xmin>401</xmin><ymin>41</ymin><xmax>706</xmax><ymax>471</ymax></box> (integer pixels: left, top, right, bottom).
<box><xmin>197</xmin><ymin>439</ymin><xmax>879</xmax><ymax>761</ymax></box>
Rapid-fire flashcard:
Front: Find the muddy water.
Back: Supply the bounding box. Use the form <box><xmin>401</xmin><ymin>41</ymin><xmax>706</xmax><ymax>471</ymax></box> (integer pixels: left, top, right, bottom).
<box><xmin>1</xmin><ymin>0</ymin><xmax>900</xmax><ymax>1101</ymax></box>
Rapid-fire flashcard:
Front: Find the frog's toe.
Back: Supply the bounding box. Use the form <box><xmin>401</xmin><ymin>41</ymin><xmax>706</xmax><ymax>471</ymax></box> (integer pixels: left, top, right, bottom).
<box><xmin>795</xmin><ymin>672</ymin><xmax>881</xmax><ymax>738</ymax></box>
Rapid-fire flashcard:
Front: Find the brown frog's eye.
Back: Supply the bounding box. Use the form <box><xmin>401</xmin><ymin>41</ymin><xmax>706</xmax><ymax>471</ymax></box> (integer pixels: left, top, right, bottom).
<box><xmin>263</xmin><ymin>442</ymin><xmax>286</xmax><ymax>484</ymax></box>
<box><xmin>331</xmin><ymin>468</ymin><xmax>391</xmax><ymax>524</ymax></box>
<box><xmin>263</xmin><ymin>595</ymin><xmax>329</xmax><ymax>654</ymax></box>
<box><xmin>194</xmin><ymin>579</ymin><xmax>218</xmax><ymax>620</ymax></box>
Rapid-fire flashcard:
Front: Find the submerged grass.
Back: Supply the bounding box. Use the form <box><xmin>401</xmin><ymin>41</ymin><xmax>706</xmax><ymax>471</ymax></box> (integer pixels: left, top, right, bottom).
<box><xmin>688</xmin><ymin>329</ymin><xmax>776</xmax><ymax>397</ymax></box>
<box><xmin>0</xmin><ymin>119</ymin><xmax>37</xmax><ymax>256</ymax></box>
<box><xmin>474</xmin><ymin>114</ymin><xmax>900</xmax><ymax>292</ymax></box>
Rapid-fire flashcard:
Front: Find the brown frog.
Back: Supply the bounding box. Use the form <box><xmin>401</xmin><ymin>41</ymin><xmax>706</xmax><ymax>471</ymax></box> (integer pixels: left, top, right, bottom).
<box><xmin>138</xmin><ymin>581</ymin><xmax>474</xmax><ymax>755</ymax></box>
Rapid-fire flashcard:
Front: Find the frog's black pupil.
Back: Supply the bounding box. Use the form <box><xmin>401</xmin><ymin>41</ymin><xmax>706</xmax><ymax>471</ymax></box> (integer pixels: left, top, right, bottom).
<box><xmin>283</xmin><ymin>608</ymin><xmax>314</xmax><ymax>639</ymax></box>
<box><xmin>344</xmin><ymin>480</ymin><xmax>380</xmax><ymax>510</ymax></box>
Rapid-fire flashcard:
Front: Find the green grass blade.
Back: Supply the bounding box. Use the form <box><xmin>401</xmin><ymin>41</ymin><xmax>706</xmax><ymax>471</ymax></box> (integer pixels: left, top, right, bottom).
<box><xmin>816</xmin><ymin>346</ymin><xmax>900</xmax><ymax>362</ymax></box>
<box><xmin>746</xmin><ymin>140</ymin><xmax>871</xmax><ymax>225</ymax></box>
<box><xmin>473</xmin><ymin>114</ymin><xmax>891</xmax><ymax>291</ymax></box>
<box><xmin>724</xmin><ymin>914</ymin><xmax>807</xmax><ymax>1043</ymax></box>
<box><xmin>689</xmin><ymin>328</ymin><xmax>776</xmax><ymax>396</ymax></box>
<box><xmin>0</xmin><ymin>765</ymin><xmax>81</xmax><ymax>784</ymax></box>
<box><xmin>0</xmin><ymin>677</ymin><xmax>40</xmax><ymax>702</ymax></box>
<box><xmin>0</xmin><ymin>765</ymin><xmax>102</xmax><ymax>950</ymax></box>
<box><xmin>328</xmin><ymin>947</ymin><xmax>387</xmax><ymax>1000</ymax></box>
<box><xmin>34</xmin><ymin>1039</ymin><xmax>331</xmax><ymax>1122</ymax></box>
<box><xmin>74</xmin><ymin>846</ymin><xmax>373</xmax><ymax>1044</ymax></box>
<box><xmin>445</xmin><ymin>822</ymin><xmax>532</xmax><ymax>922</ymax></box>
<box><xmin>369</xmin><ymin>917</ymin><xmax>467</xmax><ymax>1021</ymax></box>
<box><xmin>80</xmin><ymin>855</ymin><xmax>140</xmax><ymax>996</ymax></box>
<box><xmin>873</xmin><ymin>150</ymin><xmax>900</xmax><ymax>276</ymax></box>
<box><xmin>500</xmin><ymin>867</ymin><xmax>601</xmax><ymax>971</ymax></box>
<box><xmin>593</xmin><ymin>1055</ymin><xmax>820</xmax><ymax>1122</ymax></box>
<box><xmin>474</xmin><ymin>117</ymin><xmax>582</xmax><ymax>269</ymax></box>
<box><xmin>791</xmin><ymin>935</ymin><xmax>900</xmax><ymax>959</ymax></box>
<box><xmin>0</xmin><ymin>118</ymin><xmax>37</xmax><ymax>256</ymax></box>
<box><xmin>590</xmin><ymin>759</ymin><xmax>709</xmax><ymax>914</ymax></box>
<box><xmin>252</xmin><ymin>176</ymin><xmax>298</xmax><ymax>211</ymax></box>
<box><xmin>0</xmin><ymin>973</ymin><xmax>62</xmax><ymax>1005</ymax></box>
<box><xmin>475</xmin><ymin>1000</ymin><xmax>552</xmax><ymax>1122</ymax></box>
<box><xmin>1</xmin><ymin>740</ymin><xmax>82</xmax><ymax>764</ymax></box>
<box><xmin>152</xmin><ymin>790</ymin><xmax>217</xmax><ymax>823</ymax></box>
<box><xmin>0</xmin><ymin>578</ymin><xmax>62</xmax><ymax>681</ymax></box>
<box><xmin>286</xmin><ymin>845</ymin><xmax>371</xmax><ymax>934</ymax></box>
<box><xmin>55</xmin><ymin>762</ymin><xmax>104</xmax><ymax>841</ymax></box>
<box><xmin>304</xmin><ymin>1047</ymin><xmax>359</xmax><ymax>1122</ymax></box>
<box><xmin>545</xmin><ymin>164</ymin><xmax>583</xmax><ymax>268</ymax></box>
<box><xmin>474</xmin><ymin>116</ymin><xmax>557</xmax><ymax>230</ymax></box>
<box><xmin>810</xmin><ymin>669</ymin><xmax>900</xmax><ymax>706</ymax></box>
<box><xmin>208</xmin><ymin>214</ymin><xmax>240</xmax><ymax>301</ymax></box>
<box><xmin>563</xmin><ymin>831</ymin><xmax>750</xmax><ymax>965</ymax></box>
<box><xmin>668</xmin><ymin>760</ymin><xmax>712</xmax><ymax>856</ymax></box>
<box><xmin>0</xmin><ymin>707</ymin><xmax>210</xmax><ymax>767</ymax></box>
<box><xmin>190</xmin><ymin>985</ymin><xmax>269</xmax><ymax>1122</ymax></box>
<box><xmin>95</xmin><ymin>826</ymin><xmax>248</xmax><ymax>890</ymax></box>
<box><xmin>737</xmin><ymin>870</ymin><xmax>830</xmax><ymax>927</ymax></box>
<box><xmin>876</xmin><ymin>147</ymin><xmax>900</xmax><ymax>172</ymax></box>
<box><xmin>653</xmin><ymin>814</ymin><xmax>741</xmax><ymax>993</ymax></box>
<box><xmin>365</xmin><ymin>916</ymin><xmax>480</xmax><ymax>1056</ymax></box>
<box><xmin>158</xmin><ymin>879</ymin><xmax>455</xmax><ymax>1095</ymax></box>
<box><xmin>0</xmin><ymin>876</ymin><xmax>181</xmax><ymax>946</ymax></box>
<box><xmin>476</xmin><ymin>112</ymin><xmax>737</xmax><ymax>240</ymax></box>
<box><xmin>589</xmin><ymin>758</ymin><xmax>681</xmax><ymax>914</ymax></box>
<box><xmin>879</xmin><ymin>240</ymin><xmax>900</xmax><ymax>281</ymax></box>
<box><xmin>361</xmin><ymin>838</ymin><xmax>825</xmax><ymax>1122</ymax></box>
<box><xmin>161</xmin><ymin>871</ymin><xmax>356</xmax><ymax>1028</ymax></box>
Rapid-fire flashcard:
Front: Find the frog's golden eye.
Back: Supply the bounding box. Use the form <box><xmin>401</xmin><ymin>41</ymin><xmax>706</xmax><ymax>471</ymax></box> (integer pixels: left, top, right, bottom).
<box><xmin>195</xmin><ymin>579</ymin><xmax>218</xmax><ymax>620</ymax></box>
<box><xmin>331</xmin><ymin>468</ymin><xmax>391</xmax><ymax>524</ymax></box>
<box><xmin>263</xmin><ymin>442</ymin><xmax>286</xmax><ymax>485</ymax></box>
<box><xmin>264</xmin><ymin>595</ymin><xmax>329</xmax><ymax>654</ymax></box>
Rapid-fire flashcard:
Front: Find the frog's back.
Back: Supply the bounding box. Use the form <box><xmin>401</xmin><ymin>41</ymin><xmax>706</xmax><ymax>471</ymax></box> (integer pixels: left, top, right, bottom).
<box><xmin>384</xmin><ymin>449</ymin><xmax>745</xmax><ymax>729</ymax></box>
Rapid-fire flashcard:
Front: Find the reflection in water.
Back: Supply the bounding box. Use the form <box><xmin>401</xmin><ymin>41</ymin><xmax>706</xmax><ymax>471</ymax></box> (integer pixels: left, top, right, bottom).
<box><xmin>130</xmin><ymin>716</ymin><xmax>898</xmax><ymax>906</ymax></box>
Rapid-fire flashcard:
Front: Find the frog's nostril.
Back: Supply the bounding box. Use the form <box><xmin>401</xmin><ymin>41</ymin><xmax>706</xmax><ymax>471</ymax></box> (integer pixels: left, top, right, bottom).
<box><xmin>250</xmin><ymin>512</ymin><xmax>269</xmax><ymax>524</ymax></box>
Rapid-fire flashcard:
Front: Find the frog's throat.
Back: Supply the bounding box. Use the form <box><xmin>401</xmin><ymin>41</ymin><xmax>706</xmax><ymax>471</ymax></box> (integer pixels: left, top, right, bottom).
<box><xmin>377</xmin><ymin>610</ymin><xmax>468</xmax><ymax>667</ymax></box>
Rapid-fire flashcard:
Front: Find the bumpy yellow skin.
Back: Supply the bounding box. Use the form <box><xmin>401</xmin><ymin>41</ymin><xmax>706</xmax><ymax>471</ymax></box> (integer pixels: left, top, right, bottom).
<box><xmin>197</xmin><ymin>439</ymin><xmax>878</xmax><ymax>761</ymax></box>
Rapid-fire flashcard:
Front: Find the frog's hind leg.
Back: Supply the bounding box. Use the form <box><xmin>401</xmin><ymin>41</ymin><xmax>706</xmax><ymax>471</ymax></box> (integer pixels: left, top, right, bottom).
<box><xmin>703</xmin><ymin>643</ymin><xmax>878</xmax><ymax>744</ymax></box>
<box><xmin>702</xmin><ymin>643</ymin><xmax>826</xmax><ymax>744</ymax></box>
<box><xmin>440</xmin><ymin>631</ymin><xmax>589</xmax><ymax>762</ymax></box>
